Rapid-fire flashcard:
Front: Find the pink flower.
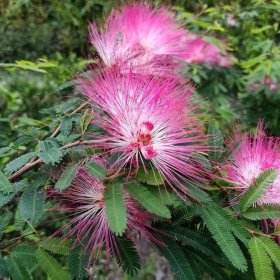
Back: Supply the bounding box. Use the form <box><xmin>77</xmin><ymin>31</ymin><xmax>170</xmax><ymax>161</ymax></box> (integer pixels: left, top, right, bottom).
<box><xmin>78</xmin><ymin>67</ymin><xmax>210</xmax><ymax>196</ymax></box>
<box><xmin>226</xmin><ymin>121</ymin><xmax>280</xmax><ymax>205</ymax></box>
<box><xmin>50</xmin><ymin>167</ymin><xmax>158</xmax><ymax>263</ymax></box>
<box><xmin>249</xmin><ymin>76</ymin><xmax>279</xmax><ymax>91</ymax></box>
<box><xmin>181</xmin><ymin>38</ymin><xmax>232</xmax><ymax>67</ymax></box>
<box><xmin>89</xmin><ymin>3</ymin><xmax>231</xmax><ymax>70</ymax></box>
<box><xmin>226</xmin><ymin>14</ymin><xmax>237</xmax><ymax>26</ymax></box>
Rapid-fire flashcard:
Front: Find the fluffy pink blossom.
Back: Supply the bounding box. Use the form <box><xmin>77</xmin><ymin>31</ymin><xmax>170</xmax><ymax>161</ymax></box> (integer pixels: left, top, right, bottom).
<box><xmin>50</xmin><ymin>167</ymin><xmax>158</xmax><ymax>263</ymax></box>
<box><xmin>249</xmin><ymin>76</ymin><xmax>279</xmax><ymax>91</ymax></box>
<box><xmin>78</xmin><ymin>67</ymin><xmax>210</xmax><ymax>196</ymax></box>
<box><xmin>226</xmin><ymin>121</ymin><xmax>280</xmax><ymax>205</ymax></box>
<box><xmin>89</xmin><ymin>3</ymin><xmax>231</xmax><ymax>69</ymax></box>
<box><xmin>226</xmin><ymin>14</ymin><xmax>237</xmax><ymax>26</ymax></box>
<box><xmin>181</xmin><ymin>38</ymin><xmax>232</xmax><ymax>67</ymax></box>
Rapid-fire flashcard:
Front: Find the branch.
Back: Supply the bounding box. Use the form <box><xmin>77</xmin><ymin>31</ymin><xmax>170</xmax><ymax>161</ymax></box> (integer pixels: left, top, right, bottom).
<box><xmin>8</xmin><ymin>101</ymin><xmax>91</xmax><ymax>182</ymax></box>
<box><xmin>9</xmin><ymin>140</ymin><xmax>95</xmax><ymax>182</ymax></box>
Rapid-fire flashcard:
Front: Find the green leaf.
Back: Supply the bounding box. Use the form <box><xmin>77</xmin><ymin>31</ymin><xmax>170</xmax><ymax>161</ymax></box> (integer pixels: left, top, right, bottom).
<box><xmin>0</xmin><ymin>258</ymin><xmax>9</xmax><ymax>278</ymax></box>
<box><xmin>67</xmin><ymin>247</ymin><xmax>88</xmax><ymax>280</ymax></box>
<box><xmin>115</xmin><ymin>238</ymin><xmax>141</xmax><ymax>275</ymax></box>
<box><xmin>149</xmin><ymin>187</ymin><xmax>181</xmax><ymax>207</ymax></box>
<box><xmin>4</xmin><ymin>152</ymin><xmax>37</xmax><ymax>175</ymax></box>
<box><xmin>163</xmin><ymin>226</ymin><xmax>214</xmax><ymax>256</ymax></box>
<box><xmin>243</xmin><ymin>205</ymin><xmax>280</xmax><ymax>220</ymax></box>
<box><xmin>126</xmin><ymin>183</ymin><xmax>171</xmax><ymax>218</ymax></box>
<box><xmin>104</xmin><ymin>182</ymin><xmax>126</xmax><ymax>236</ymax></box>
<box><xmin>55</xmin><ymin>165</ymin><xmax>78</xmax><ymax>191</ymax></box>
<box><xmin>198</xmin><ymin>206</ymin><xmax>247</xmax><ymax>271</ymax></box>
<box><xmin>248</xmin><ymin>237</ymin><xmax>275</xmax><ymax>280</ymax></box>
<box><xmin>0</xmin><ymin>211</ymin><xmax>12</xmax><ymax>239</ymax></box>
<box><xmin>0</xmin><ymin>170</ymin><xmax>13</xmax><ymax>194</ymax></box>
<box><xmin>184</xmin><ymin>182</ymin><xmax>212</xmax><ymax>203</ymax></box>
<box><xmin>80</xmin><ymin>109</ymin><xmax>93</xmax><ymax>133</ymax></box>
<box><xmin>40</xmin><ymin>238</ymin><xmax>71</xmax><ymax>255</ymax></box>
<box><xmin>36</xmin><ymin>249</ymin><xmax>71</xmax><ymax>280</ymax></box>
<box><xmin>12</xmin><ymin>244</ymin><xmax>37</xmax><ymax>267</ymax></box>
<box><xmin>19</xmin><ymin>189</ymin><xmax>45</xmax><ymax>224</ymax></box>
<box><xmin>258</xmin><ymin>236</ymin><xmax>280</xmax><ymax>272</ymax></box>
<box><xmin>136</xmin><ymin>167</ymin><xmax>164</xmax><ymax>186</ymax></box>
<box><xmin>156</xmin><ymin>238</ymin><xmax>196</xmax><ymax>280</ymax></box>
<box><xmin>38</xmin><ymin>147</ymin><xmax>63</xmax><ymax>165</ymax></box>
<box><xmin>61</xmin><ymin>118</ymin><xmax>73</xmax><ymax>135</ymax></box>
<box><xmin>0</xmin><ymin>180</ymin><xmax>27</xmax><ymax>208</ymax></box>
<box><xmin>240</xmin><ymin>169</ymin><xmax>277</xmax><ymax>212</ymax></box>
<box><xmin>7</xmin><ymin>255</ymin><xmax>31</xmax><ymax>280</ymax></box>
<box><xmin>85</xmin><ymin>162</ymin><xmax>107</xmax><ymax>179</ymax></box>
<box><xmin>189</xmin><ymin>252</ymin><xmax>226</xmax><ymax>280</ymax></box>
<box><xmin>0</xmin><ymin>147</ymin><xmax>11</xmax><ymax>155</ymax></box>
<box><xmin>208</xmin><ymin>126</ymin><xmax>224</xmax><ymax>160</ymax></box>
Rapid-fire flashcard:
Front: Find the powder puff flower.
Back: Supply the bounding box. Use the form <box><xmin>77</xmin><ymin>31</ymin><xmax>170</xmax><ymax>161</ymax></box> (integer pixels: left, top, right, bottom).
<box><xmin>78</xmin><ymin>67</ymin><xmax>210</xmax><ymax>197</ymax></box>
<box><xmin>89</xmin><ymin>3</ymin><xmax>231</xmax><ymax>70</ymax></box>
<box><xmin>225</xmin><ymin>121</ymin><xmax>280</xmax><ymax>205</ymax></box>
<box><xmin>50</xmin><ymin>167</ymin><xmax>158</xmax><ymax>263</ymax></box>
<box><xmin>181</xmin><ymin>38</ymin><xmax>232</xmax><ymax>67</ymax></box>
<box><xmin>249</xmin><ymin>76</ymin><xmax>279</xmax><ymax>92</ymax></box>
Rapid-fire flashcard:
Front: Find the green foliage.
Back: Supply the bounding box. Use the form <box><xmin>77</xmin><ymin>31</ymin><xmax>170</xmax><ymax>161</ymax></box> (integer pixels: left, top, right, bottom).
<box><xmin>162</xmin><ymin>226</ymin><xmax>214</xmax><ymax>256</ymax></box>
<box><xmin>0</xmin><ymin>180</ymin><xmax>27</xmax><ymax>207</ymax></box>
<box><xmin>55</xmin><ymin>165</ymin><xmax>78</xmax><ymax>191</ymax></box>
<box><xmin>67</xmin><ymin>247</ymin><xmax>88</xmax><ymax>280</ymax></box>
<box><xmin>239</xmin><ymin>169</ymin><xmax>278</xmax><ymax>212</ymax></box>
<box><xmin>208</xmin><ymin>125</ymin><xmax>224</xmax><ymax>160</ymax></box>
<box><xmin>39</xmin><ymin>238</ymin><xmax>71</xmax><ymax>256</ymax></box>
<box><xmin>85</xmin><ymin>162</ymin><xmax>107</xmax><ymax>179</ymax></box>
<box><xmin>36</xmin><ymin>249</ymin><xmax>71</xmax><ymax>280</ymax></box>
<box><xmin>19</xmin><ymin>188</ymin><xmax>46</xmax><ymax>224</ymax></box>
<box><xmin>115</xmin><ymin>238</ymin><xmax>141</xmax><ymax>275</ymax></box>
<box><xmin>184</xmin><ymin>182</ymin><xmax>212</xmax><ymax>203</ymax></box>
<box><xmin>4</xmin><ymin>152</ymin><xmax>37</xmax><ymax>175</ymax></box>
<box><xmin>104</xmin><ymin>182</ymin><xmax>127</xmax><ymax>236</ymax></box>
<box><xmin>7</xmin><ymin>255</ymin><xmax>31</xmax><ymax>280</ymax></box>
<box><xmin>0</xmin><ymin>170</ymin><xmax>13</xmax><ymax>194</ymax></box>
<box><xmin>259</xmin><ymin>237</ymin><xmax>280</xmax><ymax>272</ymax></box>
<box><xmin>136</xmin><ymin>166</ymin><xmax>164</xmax><ymax>186</ymax></box>
<box><xmin>125</xmin><ymin>183</ymin><xmax>171</xmax><ymax>218</ymax></box>
<box><xmin>243</xmin><ymin>205</ymin><xmax>280</xmax><ymax>220</ymax></box>
<box><xmin>12</xmin><ymin>244</ymin><xmax>37</xmax><ymax>267</ymax></box>
<box><xmin>248</xmin><ymin>237</ymin><xmax>275</xmax><ymax>280</ymax></box>
<box><xmin>197</xmin><ymin>205</ymin><xmax>248</xmax><ymax>271</ymax></box>
<box><xmin>38</xmin><ymin>147</ymin><xmax>63</xmax><ymax>165</ymax></box>
<box><xmin>156</xmin><ymin>238</ymin><xmax>196</xmax><ymax>280</ymax></box>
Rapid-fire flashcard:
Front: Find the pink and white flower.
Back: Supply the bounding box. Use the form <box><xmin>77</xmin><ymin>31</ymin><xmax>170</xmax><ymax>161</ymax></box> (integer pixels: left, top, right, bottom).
<box><xmin>78</xmin><ymin>67</ymin><xmax>210</xmax><ymax>196</ymax></box>
<box><xmin>181</xmin><ymin>38</ymin><xmax>232</xmax><ymax>67</ymax></box>
<box><xmin>89</xmin><ymin>3</ymin><xmax>232</xmax><ymax>70</ymax></box>
<box><xmin>50</xmin><ymin>167</ymin><xmax>158</xmax><ymax>263</ymax></box>
<box><xmin>225</xmin><ymin>121</ymin><xmax>280</xmax><ymax>205</ymax></box>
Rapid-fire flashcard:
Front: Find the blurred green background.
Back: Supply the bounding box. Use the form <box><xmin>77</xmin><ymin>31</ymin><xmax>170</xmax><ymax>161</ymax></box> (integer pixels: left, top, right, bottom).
<box><xmin>0</xmin><ymin>0</ymin><xmax>279</xmax><ymax>277</ymax></box>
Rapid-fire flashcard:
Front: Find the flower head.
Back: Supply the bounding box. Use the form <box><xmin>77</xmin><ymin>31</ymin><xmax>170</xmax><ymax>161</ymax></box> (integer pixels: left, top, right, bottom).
<box><xmin>50</xmin><ymin>167</ymin><xmax>158</xmax><ymax>263</ymax></box>
<box><xmin>78</xmin><ymin>67</ymin><xmax>210</xmax><ymax>196</ymax></box>
<box><xmin>181</xmin><ymin>38</ymin><xmax>232</xmax><ymax>67</ymax></box>
<box><xmin>225</xmin><ymin>121</ymin><xmax>280</xmax><ymax>205</ymax></box>
<box><xmin>89</xmin><ymin>3</ymin><xmax>231</xmax><ymax>70</ymax></box>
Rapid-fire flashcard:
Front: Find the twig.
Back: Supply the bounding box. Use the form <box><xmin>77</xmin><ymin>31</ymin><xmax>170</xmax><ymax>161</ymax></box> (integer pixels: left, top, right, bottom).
<box><xmin>8</xmin><ymin>101</ymin><xmax>91</xmax><ymax>182</ymax></box>
<box><xmin>9</xmin><ymin>140</ymin><xmax>95</xmax><ymax>182</ymax></box>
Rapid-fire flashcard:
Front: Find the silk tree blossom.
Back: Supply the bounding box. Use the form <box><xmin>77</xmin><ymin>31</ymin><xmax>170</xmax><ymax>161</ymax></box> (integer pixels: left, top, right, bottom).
<box><xmin>181</xmin><ymin>38</ymin><xmax>232</xmax><ymax>67</ymax></box>
<box><xmin>78</xmin><ymin>67</ymin><xmax>210</xmax><ymax>196</ymax></box>
<box><xmin>89</xmin><ymin>3</ymin><xmax>231</xmax><ymax>70</ymax></box>
<box><xmin>249</xmin><ymin>76</ymin><xmax>279</xmax><ymax>92</ymax></box>
<box><xmin>50</xmin><ymin>168</ymin><xmax>158</xmax><ymax>263</ymax></box>
<box><xmin>226</xmin><ymin>121</ymin><xmax>280</xmax><ymax>205</ymax></box>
